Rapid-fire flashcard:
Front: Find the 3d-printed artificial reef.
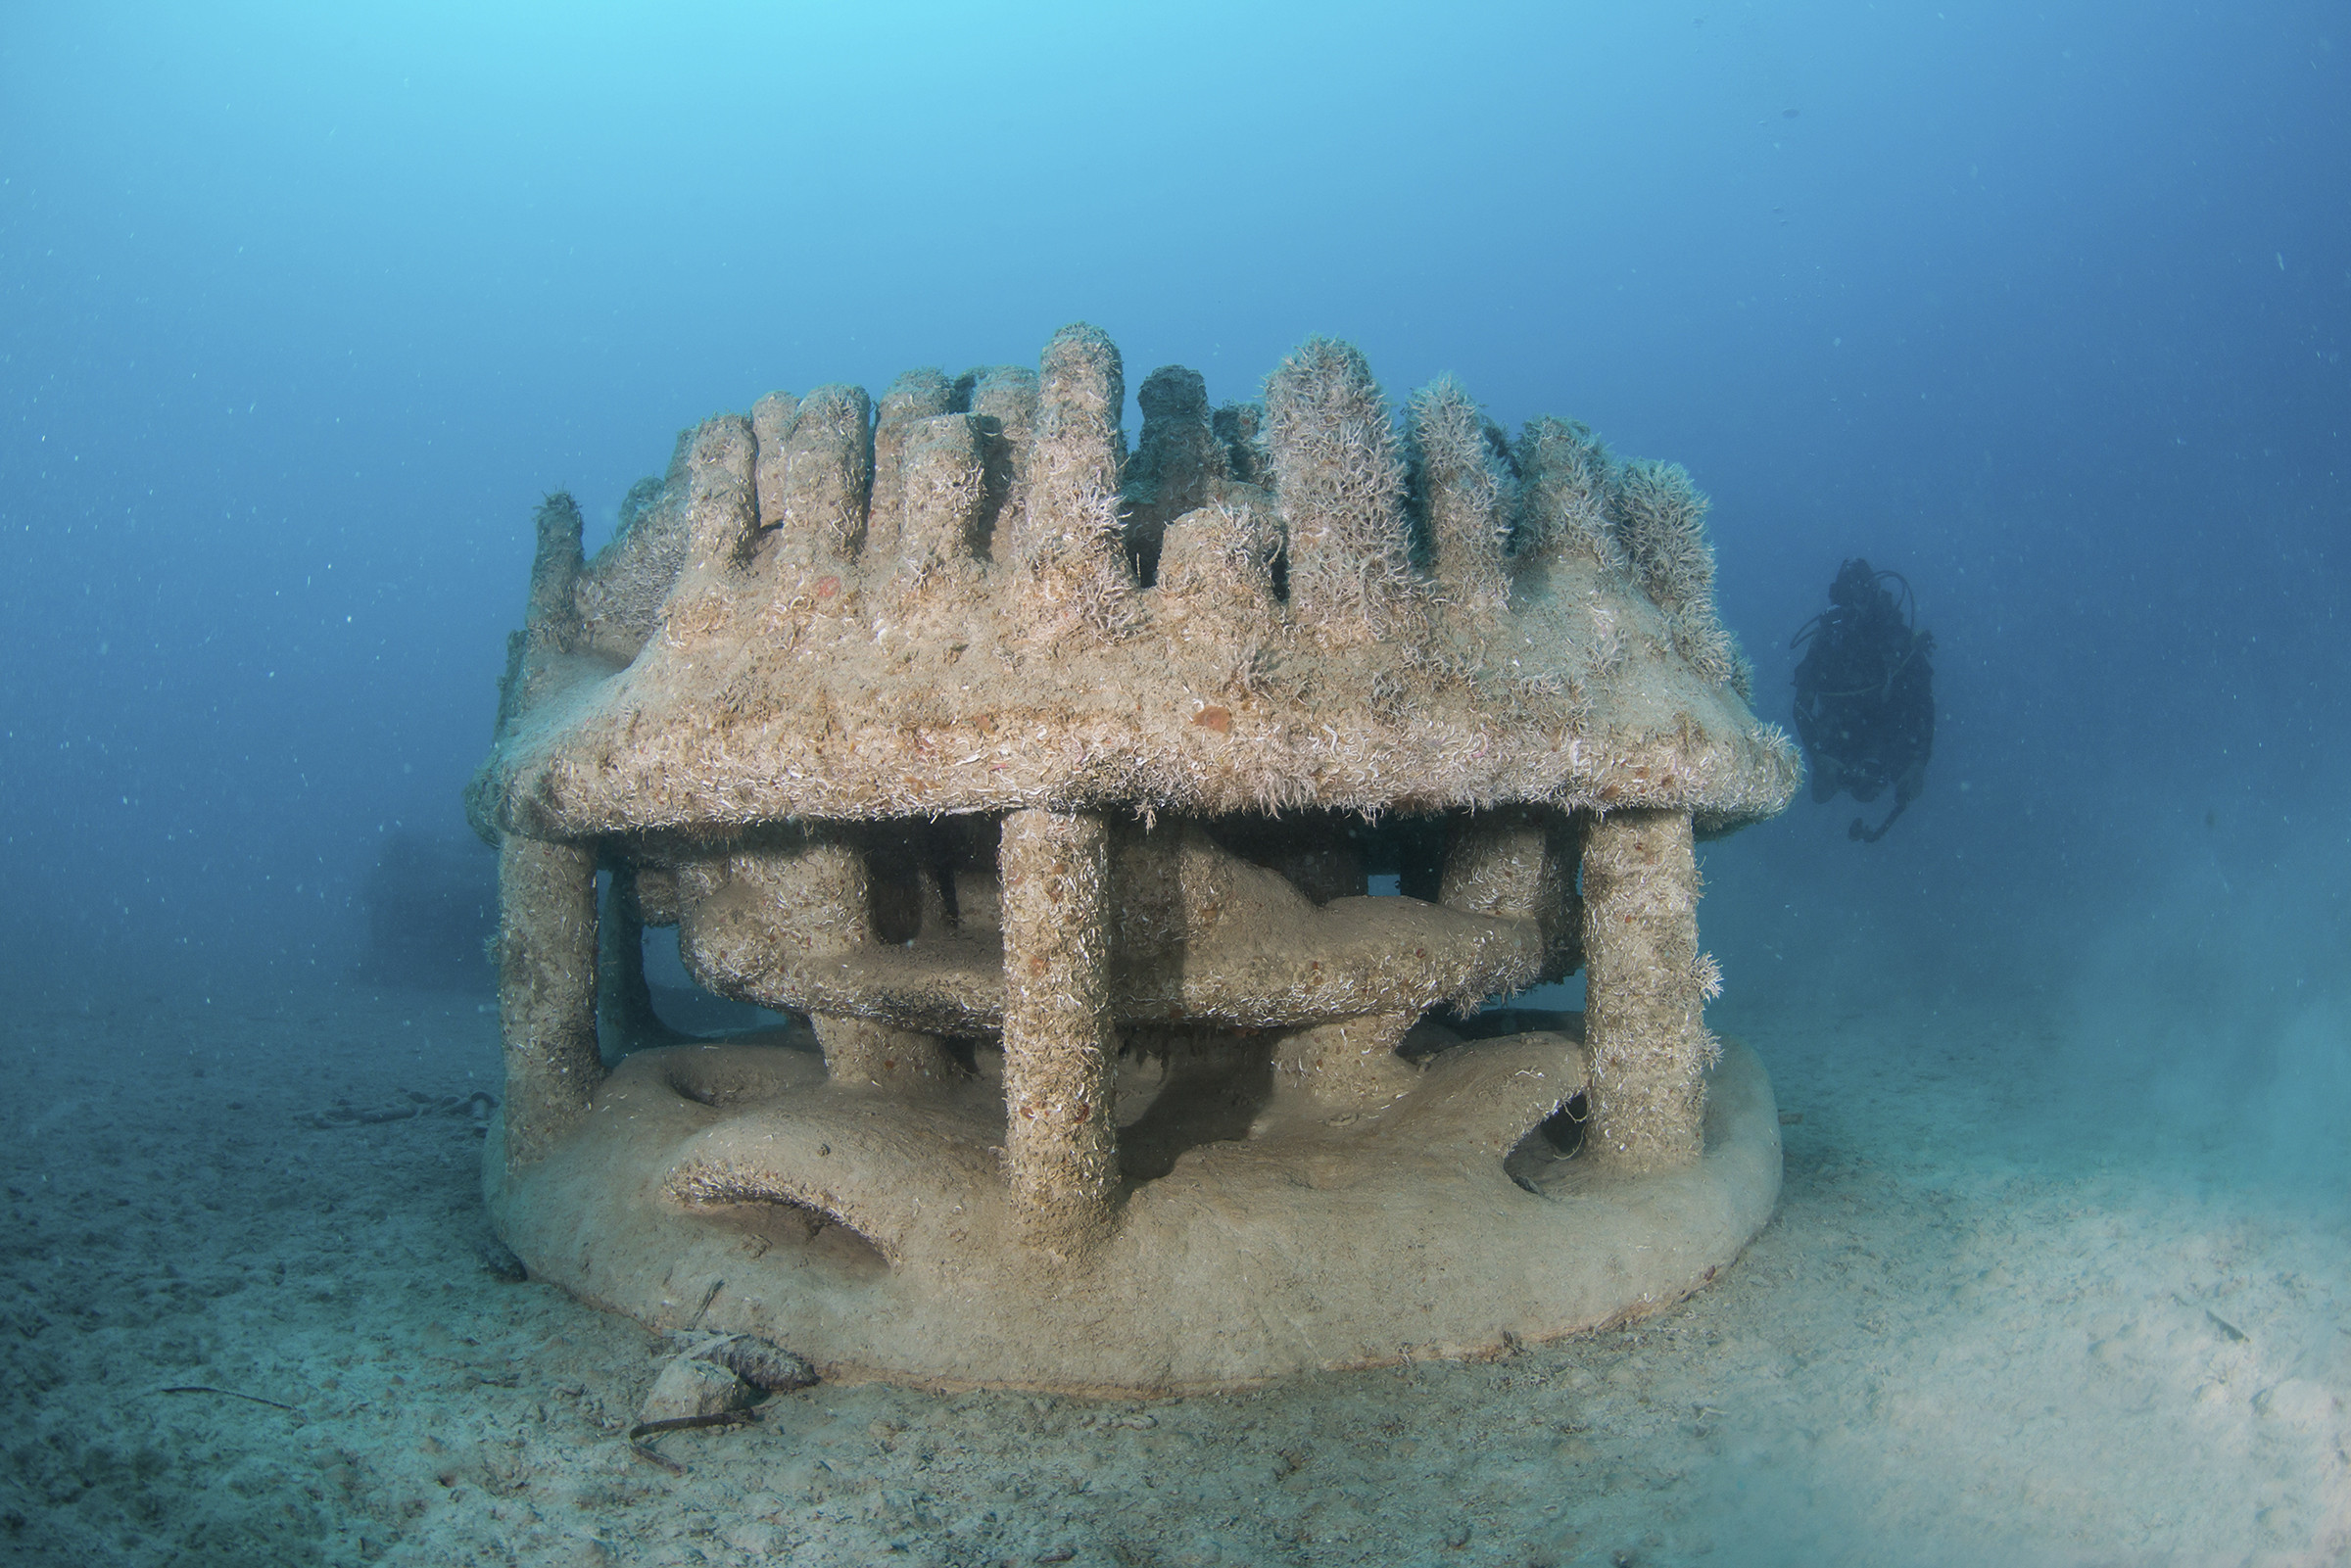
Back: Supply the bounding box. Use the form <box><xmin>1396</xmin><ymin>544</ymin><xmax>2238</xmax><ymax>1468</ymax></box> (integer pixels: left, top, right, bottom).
<box><xmin>467</xmin><ymin>325</ymin><xmax>1801</xmax><ymax>1394</ymax></box>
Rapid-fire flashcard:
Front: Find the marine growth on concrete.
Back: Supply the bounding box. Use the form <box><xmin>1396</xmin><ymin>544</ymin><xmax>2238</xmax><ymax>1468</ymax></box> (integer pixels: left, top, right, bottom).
<box><xmin>467</xmin><ymin>324</ymin><xmax>1801</xmax><ymax>1394</ymax></box>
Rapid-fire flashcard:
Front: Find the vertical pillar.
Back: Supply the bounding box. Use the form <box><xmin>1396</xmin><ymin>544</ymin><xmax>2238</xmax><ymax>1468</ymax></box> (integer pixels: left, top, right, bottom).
<box><xmin>1441</xmin><ymin>807</ymin><xmax>1555</xmax><ymax>920</ymax></box>
<box><xmin>1579</xmin><ymin>809</ymin><xmax>1711</xmax><ymax>1171</ymax></box>
<box><xmin>773</xmin><ymin>385</ymin><xmax>875</xmax><ymax>566</ymax></box>
<box><xmin>998</xmin><ymin>808</ymin><xmax>1120</xmax><ymax>1254</ymax></box>
<box><xmin>763</xmin><ymin>832</ymin><xmax>878</xmax><ymax>1081</ymax></box>
<box><xmin>510</xmin><ymin>494</ymin><xmax>586</xmax><ymax>721</ymax></box>
<box><xmin>522</xmin><ymin>495</ymin><xmax>585</xmax><ymax>643</ymax></box>
<box><xmin>1275</xmin><ymin>1011</ymin><xmax>1418</xmax><ymax>1105</ymax></box>
<box><xmin>1262</xmin><ymin>337</ymin><xmax>1412</xmax><ymax>641</ymax></box>
<box><xmin>497</xmin><ymin>835</ymin><xmax>601</xmax><ymax>1169</ymax></box>
<box><xmin>1012</xmin><ymin>325</ymin><xmax>1134</xmax><ymax>638</ymax></box>
<box><xmin>598</xmin><ymin>864</ymin><xmax>679</xmax><ymax>1064</ymax></box>
<box><xmin>893</xmin><ymin>414</ymin><xmax>989</xmax><ymax>583</ymax></box>
<box><xmin>1407</xmin><ymin>376</ymin><xmax>1511</xmax><ymax>612</ymax></box>
<box><xmin>869</xmin><ymin>368</ymin><xmax>955</xmax><ymax>564</ymax></box>
<box><xmin>710</xmin><ymin>831</ymin><xmax>957</xmax><ymax>1089</ymax></box>
<box><xmin>1442</xmin><ymin>806</ymin><xmax>1584</xmax><ymax>983</ymax></box>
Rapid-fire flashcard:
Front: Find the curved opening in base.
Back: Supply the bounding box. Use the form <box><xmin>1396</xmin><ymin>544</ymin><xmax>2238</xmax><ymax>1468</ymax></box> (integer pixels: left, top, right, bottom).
<box><xmin>1503</xmin><ymin>1090</ymin><xmax>1587</xmax><ymax>1194</ymax></box>
<box><xmin>685</xmin><ymin>1193</ymin><xmax>892</xmax><ymax>1283</ymax></box>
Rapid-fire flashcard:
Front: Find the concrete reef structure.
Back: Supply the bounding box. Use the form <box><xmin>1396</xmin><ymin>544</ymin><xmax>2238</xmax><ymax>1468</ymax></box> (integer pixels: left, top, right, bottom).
<box><xmin>469</xmin><ymin>324</ymin><xmax>1800</xmax><ymax>1393</ymax></box>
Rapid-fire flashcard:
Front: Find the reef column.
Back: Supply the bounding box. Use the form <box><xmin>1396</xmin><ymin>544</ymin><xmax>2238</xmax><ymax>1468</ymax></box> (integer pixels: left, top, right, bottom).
<box><xmin>1580</xmin><ymin>809</ymin><xmax>1709</xmax><ymax>1171</ymax></box>
<box><xmin>997</xmin><ymin>807</ymin><xmax>1120</xmax><ymax>1255</ymax></box>
<box><xmin>597</xmin><ymin>865</ymin><xmax>682</xmax><ymax>1063</ymax></box>
<box><xmin>497</xmin><ymin>835</ymin><xmax>601</xmax><ymax>1169</ymax></box>
<box><xmin>682</xmin><ymin>832</ymin><xmax>959</xmax><ymax>1090</ymax></box>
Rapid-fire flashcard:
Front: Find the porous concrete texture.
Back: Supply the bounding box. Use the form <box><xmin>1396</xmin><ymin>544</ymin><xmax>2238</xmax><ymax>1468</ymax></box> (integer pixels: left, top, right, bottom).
<box><xmin>1581</xmin><ymin>807</ymin><xmax>1715</xmax><ymax>1170</ymax></box>
<box><xmin>997</xmin><ymin>807</ymin><xmax>1121</xmax><ymax>1257</ymax></box>
<box><xmin>492</xmin><ymin>835</ymin><xmax>599</xmax><ymax>1170</ymax></box>
<box><xmin>468</xmin><ymin>323</ymin><xmax>1801</xmax><ymax>1392</ymax></box>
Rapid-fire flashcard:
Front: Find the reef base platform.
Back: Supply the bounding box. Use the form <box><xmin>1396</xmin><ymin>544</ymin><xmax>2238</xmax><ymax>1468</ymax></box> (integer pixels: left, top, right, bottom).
<box><xmin>486</xmin><ymin>1026</ymin><xmax>1780</xmax><ymax>1395</ymax></box>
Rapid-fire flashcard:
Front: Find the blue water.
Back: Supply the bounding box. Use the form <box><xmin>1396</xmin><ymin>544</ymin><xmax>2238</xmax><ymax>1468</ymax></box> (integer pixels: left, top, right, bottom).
<box><xmin>2</xmin><ymin>0</ymin><xmax>2345</xmax><ymax>1532</ymax></box>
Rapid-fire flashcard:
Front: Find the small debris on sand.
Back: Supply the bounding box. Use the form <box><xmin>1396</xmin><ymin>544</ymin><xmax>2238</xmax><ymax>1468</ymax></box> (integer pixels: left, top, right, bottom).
<box><xmin>636</xmin><ymin>1332</ymin><xmax>817</xmax><ymax>1428</ymax></box>
<box><xmin>306</xmin><ymin>1089</ymin><xmax>497</xmax><ymax>1128</ymax></box>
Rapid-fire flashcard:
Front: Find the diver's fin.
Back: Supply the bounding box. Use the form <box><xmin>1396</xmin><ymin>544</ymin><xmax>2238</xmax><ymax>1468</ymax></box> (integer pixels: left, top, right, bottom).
<box><xmin>1848</xmin><ymin>799</ymin><xmax>1909</xmax><ymax>844</ymax></box>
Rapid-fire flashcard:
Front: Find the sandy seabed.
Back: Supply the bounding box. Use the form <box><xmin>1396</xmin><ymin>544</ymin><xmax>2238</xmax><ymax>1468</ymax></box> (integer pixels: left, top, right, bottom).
<box><xmin>1</xmin><ymin>973</ymin><xmax>2344</xmax><ymax>1568</ymax></box>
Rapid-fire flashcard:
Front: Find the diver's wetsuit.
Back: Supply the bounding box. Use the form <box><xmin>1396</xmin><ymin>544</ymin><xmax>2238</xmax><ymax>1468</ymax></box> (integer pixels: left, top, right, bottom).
<box><xmin>1792</xmin><ymin>558</ymin><xmax>1935</xmax><ymax>842</ymax></box>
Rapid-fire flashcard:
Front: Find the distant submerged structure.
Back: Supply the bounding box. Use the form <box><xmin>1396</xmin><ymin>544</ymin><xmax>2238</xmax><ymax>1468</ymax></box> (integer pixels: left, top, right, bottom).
<box><xmin>466</xmin><ymin>325</ymin><xmax>1799</xmax><ymax>1394</ymax></box>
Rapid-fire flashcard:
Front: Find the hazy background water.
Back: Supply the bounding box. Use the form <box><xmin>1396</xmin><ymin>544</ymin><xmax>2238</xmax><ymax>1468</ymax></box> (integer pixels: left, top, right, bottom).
<box><xmin>4</xmin><ymin>3</ymin><xmax>2343</xmax><ymax>1181</ymax></box>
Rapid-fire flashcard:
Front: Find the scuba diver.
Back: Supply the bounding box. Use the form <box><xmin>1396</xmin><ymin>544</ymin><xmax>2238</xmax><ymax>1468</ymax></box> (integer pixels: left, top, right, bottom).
<box><xmin>1791</xmin><ymin>558</ymin><xmax>1935</xmax><ymax>843</ymax></box>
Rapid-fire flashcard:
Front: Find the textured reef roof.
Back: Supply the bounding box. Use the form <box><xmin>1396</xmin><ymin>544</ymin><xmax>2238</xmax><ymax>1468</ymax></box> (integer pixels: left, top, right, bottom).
<box><xmin>470</xmin><ymin>326</ymin><xmax>1799</xmax><ymax>843</ymax></box>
